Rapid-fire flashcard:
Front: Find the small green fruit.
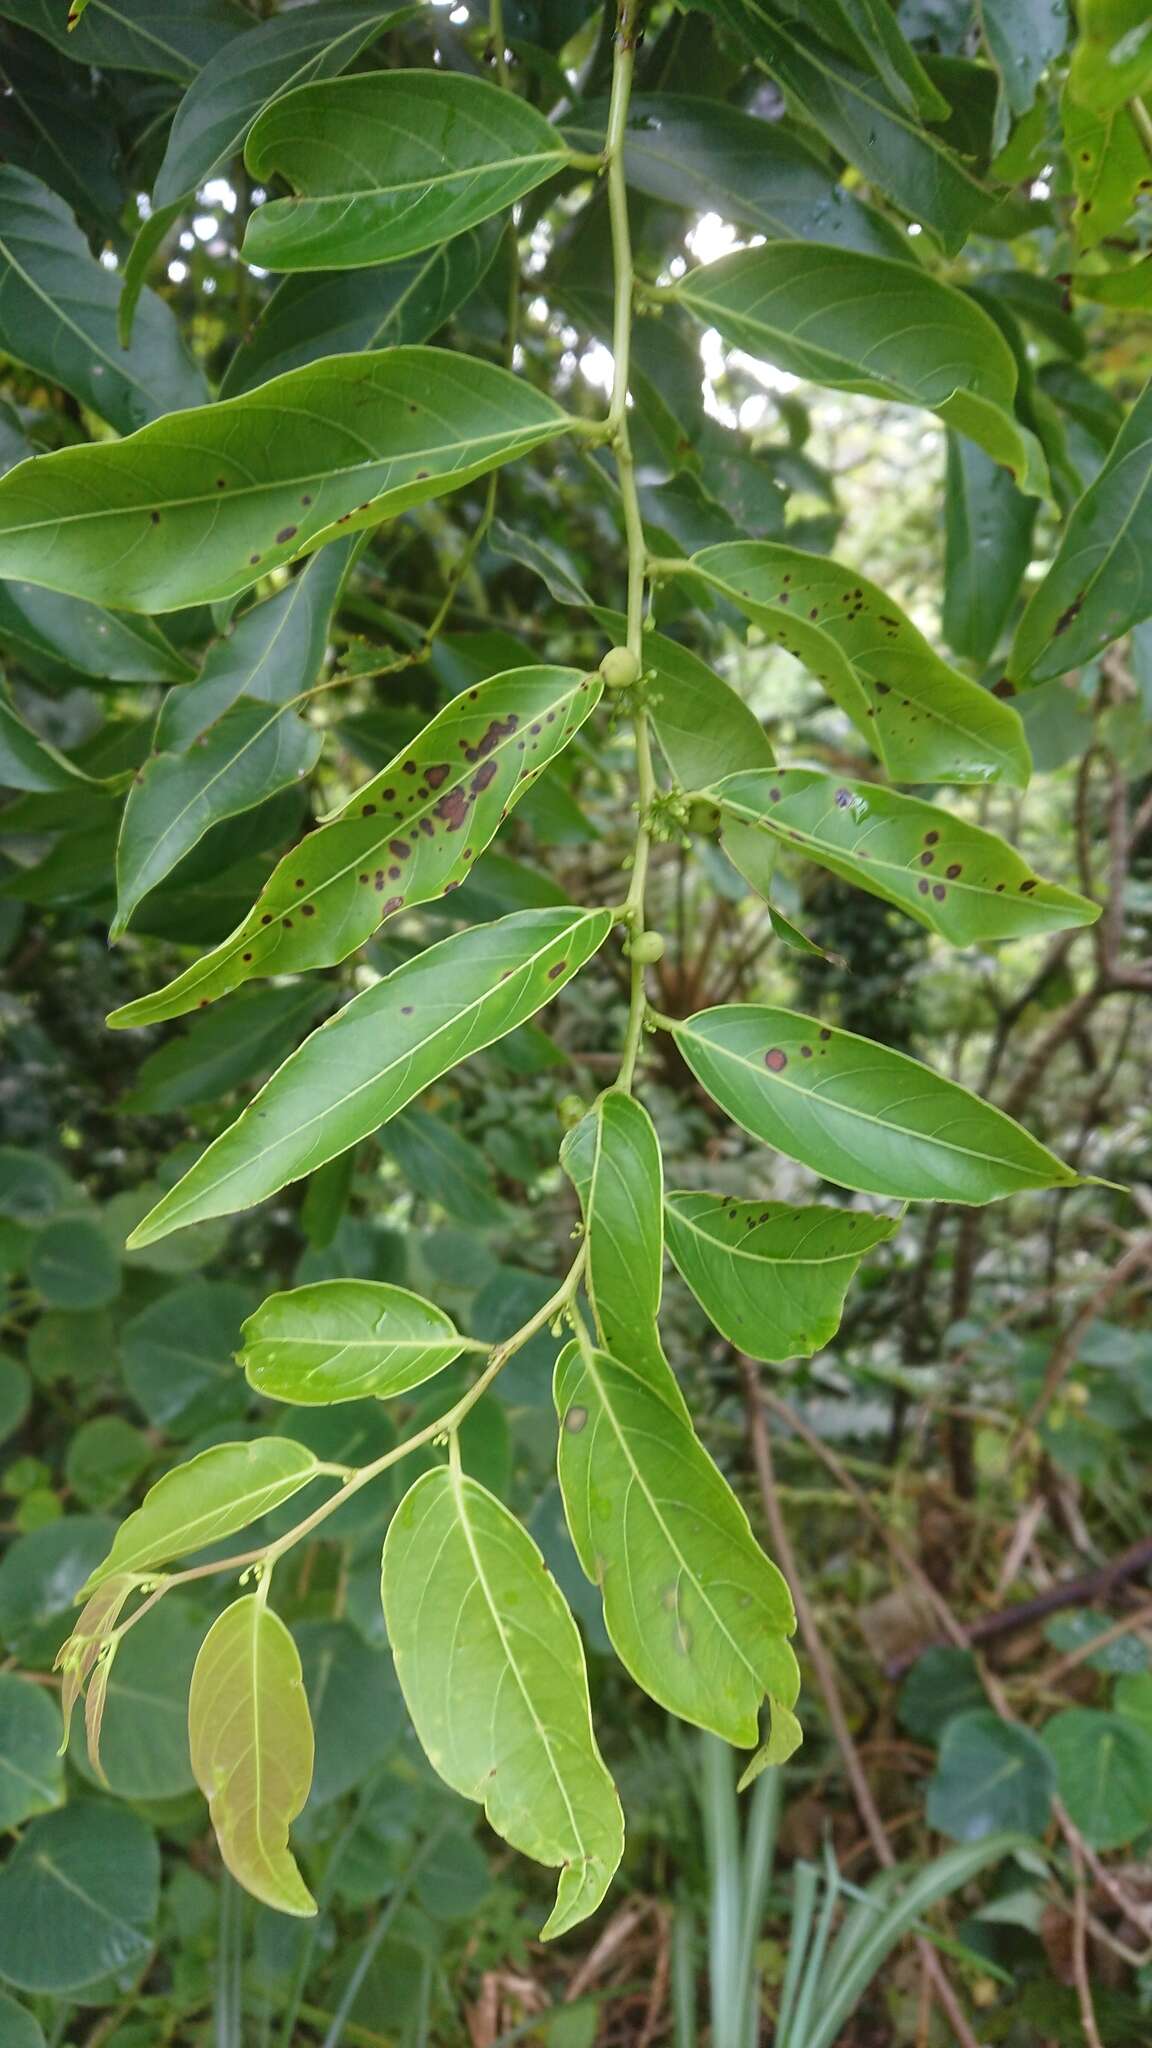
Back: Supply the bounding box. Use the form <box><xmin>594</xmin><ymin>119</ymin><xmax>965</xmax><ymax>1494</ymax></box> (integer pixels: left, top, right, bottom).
<box><xmin>626</xmin><ymin>929</ymin><xmax>665</xmax><ymax>963</ymax></box>
<box><xmin>557</xmin><ymin>1094</ymin><xmax>588</xmax><ymax>1129</ymax></box>
<box><xmin>599</xmin><ymin>645</ymin><xmax>641</xmax><ymax>689</ymax></box>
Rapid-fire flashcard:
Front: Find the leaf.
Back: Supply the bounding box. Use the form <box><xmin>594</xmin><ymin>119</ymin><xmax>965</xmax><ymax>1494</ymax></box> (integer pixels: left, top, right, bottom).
<box><xmin>124</xmin><ymin>905</ymin><xmax>612</xmax><ymax>1247</ymax></box>
<box><xmin>926</xmin><ymin>1710</ymin><xmax>1055</xmax><ymax>1840</ymax></box>
<box><xmin>561</xmin><ymin>1091</ymin><xmax>685</xmax><ymax>1409</ymax></box>
<box><xmin>669</xmin><ymin>1004</ymin><xmax>1082</xmax><ymax>1202</ymax></box>
<box><xmin>0</xmin><ymin>1672</ymin><xmax>64</xmax><ymax>1829</ymax></box>
<box><xmin>189</xmin><ymin>1595</ymin><xmax>316</xmax><ymax>1915</ymax></box>
<box><xmin>943</xmin><ymin>435</ymin><xmax>1038</xmax><ymax>664</ymax></box>
<box><xmin>0</xmin><ymin>166</ymin><xmax>206</xmax><ymax>436</ymax></box>
<box><xmin>220</xmin><ymin>227</ymin><xmax>497</xmax><ymax>397</ymax></box>
<box><xmin>1063</xmin><ymin>90</ymin><xmax>1147</xmax><ymax>247</ymax></box>
<box><xmin>772</xmin><ymin>0</ymin><xmax>951</xmax><ymax>118</ymax></box>
<box><xmin>644</xmin><ymin>627</ymin><xmax>777</xmax><ymax>789</ymax></box>
<box><xmin>296</xmin><ymin>1618</ymin><xmax>403</xmax><ymax>1805</ymax></box>
<box><xmin>982</xmin><ymin>0</ymin><xmax>1069</xmax><ymax>122</ymax></box>
<box><xmin>381</xmin><ymin>1465</ymin><xmax>624</xmax><ymax>1939</ymax></box>
<box><xmin>665</xmin><ymin>1193</ymin><xmax>897</xmax><ymax>1361</ymax></box>
<box><xmin>0</xmin><ymin>580</ymin><xmax>194</xmax><ymax>684</ymax></box>
<box><xmin>1068</xmin><ymin>0</ymin><xmax>1152</xmax><ymax>111</ymax></box>
<box><xmin>121</xmin><ymin>1279</ymin><xmax>254</xmax><ymax>1434</ymax></box>
<box><xmin>736</xmin><ymin>1697</ymin><xmax>804</xmax><ymax>1788</ymax></box>
<box><xmin>0</xmin><ymin>1991</ymin><xmax>46</xmax><ymax>2048</ymax></box>
<box><xmin>82</xmin><ymin>1439</ymin><xmax>321</xmax><ymax>1591</ymax></box>
<box><xmin>28</xmin><ymin>1216</ymin><xmax>119</xmax><ymax>1309</ymax></box>
<box><xmin>0</xmin><ymin>698</ymin><xmax>104</xmax><ymax>794</ymax></box>
<box><xmin>673</xmin><ymin>249</ymin><xmax>1047</xmax><ymax>498</ymax></box>
<box><xmin>0</xmin><ymin>1805</ymin><xmax>159</xmax><ymax>1993</ymax></box>
<box><xmin>68</xmin><ymin>1601</ymin><xmax>201</xmax><ymax>1801</ymax></box>
<box><xmin>108</xmin><ymin>665</ymin><xmax>602</xmax><ymax>1026</ymax></box>
<box><xmin>0</xmin><ymin>0</ymin><xmax>250</xmax><ymax>79</ymax></box>
<box><xmin>897</xmin><ymin>1647</ymin><xmax>986</xmax><ymax>1742</ymax></box>
<box><xmin>1043</xmin><ymin>1708</ymin><xmax>1152</xmax><ymax>1849</ymax></box>
<box><xmin>686</xmin><ymin>543</ymin><xmax>1032</xmax><ymax>787</ymax></box>
<box><xmin>124</xmin><ymin>984</ymin><xmax>328</xmax><ymax>1115</ymax></box>
<box><xmin>238</xmin><ymin>1279</ymin><xmax>467</xmax><ymax>1406</ymax></box>
<box><xmin>243</xmin><ymin>70</ymin><xmax>573</xmax><ymax>273</ymax></box>
<box><xmin>705</xmin><ymin>770</ymin><xmax>1098</xmax><ymax>945</ymax></box>
<box><xmin>555</xmin><ymin>1338</ymin><xmax>798</xmax><ymax>1745</ymax></box>
<box><xmin>565</xmin><ymin>93</ymin><xmax>911</xmax><ymax>261</ymax></box>
<box><xmin>0</xmin><ymin>347</ymin><xmax>569</xmax><ymax>613</ymax></box>
<box><xmin>0</xmin><ymin>31</ymin><xmax>124</xmax><ymax>231</ymax></box>
<box><xmin>383</xmin><ymin>1104</ymin><xmax>503</xmax><ymax>1226</ymax></box>
<box><xmin>1010</xmin><ymin>379</ymin><xmax>1152</xmax><ymax>683</ymax></box>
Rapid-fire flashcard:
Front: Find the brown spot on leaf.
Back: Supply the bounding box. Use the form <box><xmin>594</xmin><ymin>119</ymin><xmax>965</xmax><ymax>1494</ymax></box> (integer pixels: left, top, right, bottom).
<box><xmin>764</xmin><ymin>1048</ymin><xmax>788</xmax><ymax>1072</ymax></box>
<box><xmin>276</xmin><ymin>525</ymin><xmax>298</xmax><ymax>544</ymax></box>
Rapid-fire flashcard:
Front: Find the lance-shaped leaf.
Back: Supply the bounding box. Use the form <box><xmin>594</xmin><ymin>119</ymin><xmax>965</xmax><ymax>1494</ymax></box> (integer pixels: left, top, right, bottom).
<box><xmin>1064</xmin><ymin>92</ymin><xmax>1147</xmax><ymax>248</ymax></box>
<box><xmin>0</xmin><ymin>699</ymin><xmax>107</xmax><ymax>794</ymax></box>
<box><xmin>125</xmin><ymin>905</ymin><xmax>612</xmax><ymax>1247</ymax></box>
<box><xmin>1010</xmin><ymin>380</ymin><xmax>1152</xmax><ymax>683</ymax></box>
<box><xmin>238</xmin><ymin>1280</ymin><xmax>468</xmax><ymax>1405</ymax></box>
<box><xmin>750</xmin><ymin>0</ymin><xmax>949</xmax><ymax>119</ymax></box>
<box><xmin>943</xmin><ymin>435</ymin><xmax>1038</xmax><ymax>665</ymax></box>
<box><xmin>0</xmin><ymin>166</ymin><xmax>207</xmax><ymax>436</ymax></box>
<box><xmin>3</xmin><ymin>0</ymin><xmax>251</xmax><ymax>79</ymax></box>
<box><xmin>665</xmin><ymin>1193</ymin><xmax>898</xmax><ymax>1360</ymax></box>
<box><xmin>0</xmin><ymin>582</ymin><xmax>194</xmax><ymax>684</ymax></box>
<box><xmin>0</xmin><ymin>347</ymin><xmax>569</xmax><ymax>613</ymax></box>
<box><xmin>382</xmin><ymin>1466</ymin><xmax>623</xmax><ymax>1939</ymax></box>
<box><xmin>189</xmin><ymin>1596</ymin><xmax>315</xmax><ymax>1915</ymax></box>
<box><xmin>561</xmin><ymin>1092</ymin><xmax>686</xmax><ymax>1415</ymax></box>
<box><xmin>220</xmin><ymin>228</ymin><xmax>497</xmax><ymax>397</ymax></box>
<box><xmin>684</xmin><ymin>543</ymin><xmax>1031</xmax><ymax>787</ymax></box>
<box><xmin>55</xmin><ymin>1576</ymin><xmax>135</xmax><ymax>1752</ymax></box>
<box><xmin>669</xmin><ymin>1005</ymin><xmax>1082</xmax><ymax>1203</ymax></box>
<box><xmin>243</xmin><ymin>70</ymin><xmax>573</xmax><ymax>273</ymax></box>
<box><xmin>109</xmin><ymin>665</ymin><xmax>602</xmax><ymax>1027</ymax></box>
<box><xmin>645</xmin><ymin>628</ymin><xmax>776</xmax><ymax>788</ymax></box>
<box><xmin>554</xmin><ymin>1339</ymin><xmax>798</xmax><ymax>1745</ymax></box>
<box><xmin>705</xmin><ymin>770</ymin><xmax>1098</xmax><ymax>946</ymax></box>
<box><xmin>82</xmin><ymin>1440</ymin><xmax>321</xmax><ymax>1592</ymax></box>
<box><xmin>673</xmin><ymin>248</ymin><xmax>1047</xmax><ymax>499</ymax></box>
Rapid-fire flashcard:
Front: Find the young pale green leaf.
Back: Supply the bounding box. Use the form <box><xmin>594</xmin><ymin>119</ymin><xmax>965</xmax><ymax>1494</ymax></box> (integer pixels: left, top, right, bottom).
<box><xmin>0</xmin><ymin>582</ymin><xmax>194</xmax><ymax>684</ymax></box>
<box><xmin>220</xmin><ymin>228</ymin><xmax>497</xmax><ymax>397</ymax></box>
<box><xmin>665</xmin><ymin>1194</ymin><xmax>898</xmax><ymax>1361</ymax></box>
<box><xmin>243</xmin><ymin>70</ymin><xmax>573</xmax><ymax>273</ymax></box>
<box><xmin>673</xmin><ymin>248</ymin><xmax>1047</xmax><ymax>499</ymax></box>
<box><xmin>189</xmin><ymin>1595</ymin><xmax>315</xmax><ymax>1915</ymax></box>
<box><xmin>555</xmin><ymin>1339</ymin><xmax>798</xmax><ymax>1745</ymax></box>
<box><xmin>942</xmin><ymin>434</ymin><xmax>1037</xmax><ymax>664</ymax></box>
<box><xmin>381</xmin><ymin>1466</ymin><xmax>624</xmax><ymax>1939</ymax></box>
<box><xmin>238</xmin><ymin>1280</ymin><xmax>467</xmax><ymax>1405</ymax></box>
<box><xmin>686</xmin><ymin>542</ymin><xmax>1031</xmax><ymax>787</ymax></box>
<box><xmin>736</xmin><ymin>1696</ymin><xmax>804</xmax><ymax>1789</ymax></box>
<box><xmin>125</xmin><ymin>906</ymin><xmax>612</xmax><ymax>1247</ymax></box>
<box><xmin>0</xmin><ymin>699</ymin><xmax>106</xmax><ymax>794</ymax></box>
<box><xmin>1064</xmin><ymin>91</ymin><xmax>1147</xmax><ymax>248</ymax></box>
<box><xmin>0</xmin><ymin>348</ymin><xmax>569</xmax><ymax>612</ymax></box>
<box><xmin>0</xmin><ymin>166</ymin><xmax>206</xmax><ymax>436</ymax></box>
<box><xmin>1068</xmin><ymin>0</ymin><xmax>1152</xmax><ymax>112</ymax></box>
<box><xmin>669</xmin><ymin>1005</ymin><xmax>1082</xmax><ymax>1203</ymax></box>
<box><xmin>82</xmin><ymin>1440</ymin><xmax>321</xmax><ymax>1592</ymax></box>
<box><xmin>561</xmin><ymin>1092</ymin><xmax>686</xmax><ymax>1413</ymax></box>
<box><xmin>1010</xmin><ymin>379</ymin><xmax>1152</xmax><ymax>683</ymax></box>
<box><xmin>3</xmin><ymin>0</ymin><xmax>251</xmax><ymax>79</ymax></box>
<box><xmin>705</xmin><ymin>770</ymin><xmax>1098</xmax><ymax>945</ymax></box>
<box><xmin>108</xmin><ymin>665</ymin><xmax>602</xmax><ymax>1027</ymax></box>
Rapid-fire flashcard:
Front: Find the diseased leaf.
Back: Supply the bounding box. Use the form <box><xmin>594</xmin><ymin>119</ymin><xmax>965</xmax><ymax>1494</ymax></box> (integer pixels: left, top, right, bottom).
<box><xmin>1068</xmin><ymin>0</ymin><xmax>1152</xmax><ymax>111</ymax></box>
<box><xmin>108</xmin><ymin>665</ymin><xmax>602</xmax><ymax>1026</ymax></box>
<box><xmin>382</xmin><ymin>1465</ymin><xmax>624</xmax><ymax>1939</ymax></box>
<box><xmin>943</xmin><ymin>434</ymin><xmax>1038</xmax><ymax>663</ymax></box>
<box><xmin>686</xmin><ymin>542</ymin><xmax>1031</xmax><ymax>787</ymax></box>
<box><xmin>1011</xmin><ymin>378</ymin><xmax>1152</xmax><ymax>682</ymax></box>
<box><xmin>555</xmin><ymin>1338</ymin><xmax>798</xmax><ymax>1745</ymax></box>
<box><xmin>670</xmin><ymin>1004</ymin><xmax>1082</xmax><ymax>1202</ymax></box>
<box><xmin>82</xmin><ymin>1440</ymin><xmax>321</xmax><ymax>1590</ymax></box>
<box><xmin>665</xmin><ymin>1193</ymin><xmax>898</xmax><ymax>1360</ymax></box>
<box><xmin>124</xmin><ymin>905</ymin><xmax>612</xmax><ymax>1246</ymax></box>
<box><xmin>674</xmin><ymin>249</ymin><xmax>1047</xmax><ymax>498</ymax></box>
<box><xmin>1064</xmin><ymin>90</ymin><xmax>1147</xmax><ymax>247</ymax></box>
<box><xmin>189</xmin><ymin>1595</ymin><xmax>315</xmax><ymax>1915</ymax></box>
<box><xmin>705</xmin><ymin>769</ymin><xmax>1098</xmax><ymax>944</ymax></box>
<box><xmin>238</xmin><ymin>1280</ymin><xmax>467</xmax><ymax>1405</ymax></box>
<box><xmin>243</xmin><ymin>70</ymin><xmax>572</xmax><ymax>272</ymax></box>
<box><xmin>0</xmin><ymin>347</ymin><xmax>569</xmax><ymax>612</ymax></box>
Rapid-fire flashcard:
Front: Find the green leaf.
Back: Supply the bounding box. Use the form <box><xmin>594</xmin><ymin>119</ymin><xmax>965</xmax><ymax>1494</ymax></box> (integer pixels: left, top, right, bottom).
<box><xmin>0</xmin><ymin>1990</ymin><xmax>46</xmax><ymax>2048</ymax></box>
<box><xmin>982</xmin><ymin>0</ymin><xmax>1069</xmax><ymax>123</ymax></box>
<box><xmin>296</xmin><ymin>1618</ymin><xmax>403</xmax><ymax>1805</ymax></box>
<box><xmin>0</xmin><ymin>698</ymin><xmax>105</xmax><ymax>795</ymax></box>
<box><xmin>125</xmin><ymin>905</ymin><xmax>612</xmax><ymax>1246</ymax></box>
<box><xmin>554</xmin><ymin>1339</ymin><xmax>798</xmax><ymax>1745</ymax></box>
<box><xmin>0</xmin><ymin>1356</ymin><xmax>30</xmax><ymax>1446</ymax></box>
<box><xmin>1011</xmin><ymin>379</ymin><xmax>1152</xmax><ymax>683</ymax></box>
<box><xmin>0</xmin><ymin>347</ymin><xmax>569</xmax><ymax>613</ymax></box>
<box><xmin>243</xmin><ymin>70</ymin><xmax>573</xmax><ymax>273</ymax></box>
<box><xmin>704</xmin><ymin>770</ymin><xmax>1098</xmax><ymax>945</ymax></box>
<box><xmin>381</xmin><ymin>1465</ymin><xmax>624</xmax><ymax>1939</ymax></box>
<box><xmin>68</xmin><ymin>1602</ymin><xmax>201</xmax><ymax>1801</ymax></box>
<box><xmin>0</xmin><ymin>0</ymin><xmax>250</xmax><ymax>79</ymax></box>
<box><xmin>943</xmin><ymin>435</ymin><xmax>1038</xmax><ymax>664</ymax></box>
<box><xmin>0</xmin><ymin>167</ymin><xmax>206</xmax><ymax>436</ymax></box>
<box><xmin>771</xmin><ymin>0</ymin><xmax>951</xmax><ymax>118</ymax></box>
<box><xmin>1068</xmin><ymin>0</ymin><xmax>1152</xmax><ymax>111</ymax></box>
<box><xmin>189</xmin><ymin>1594</ymin><xmax>316</xmax><ymax>1915</ymax></box>
<box><xmin>673</xmin><ymin>250</ymin><xmax>1047</xmax><ymax>498</ymax></box>
<box><xmin>664</xmin><ymin>1194</ymin><xmax>897</xmax><ymax>1361</ymax></box>
<box><xmin>926</xmin><ymin>1709</ymin><xmax>1054</xmax><ymax>1839</ymax></box>
<box><xmin>1064</xmin><ymin>91</ymin><xmax>1147</xmax><ymax>247</ymax></box>
<box><xmin>897</xmin><ymin>1648</ymin><xmax>986</xmax><ymax>1742</ymax></box>
<box><xmin>0</xmin><ymin>1805</ymin><xmax>158</xmax><ymax>1993</ymax></box>
<box><xmin>1114</xmin><ymin>1671</ymin><xmax>1152</xmax><ymax>1734</ymax></box>
<box><xmin>669</xmin><ymin>1004</ymin><xmax>1081</xmax><ymax>1202</ymax></box>
<box><xmin>121</xmin><ymin>1279</ymin><xmax>254</xmax><ymax>1434</ymax></box>
<box><xmin>28</xmin><ymin>1216</ymin><xmax>119</xmax><ymax>1310</ymax></box>
<box><xmin>383</xmin><ymin>1105</ymin><xmax>503</xmax><ymax>1226</ymax></box>
<box><xmin>566</xmin><ymin>93</ymin><xmax>911</xmax><ymax>261</ymax></box>
<box><xmin>645</xmin><ymin>628</ymin><xmax>776</xmax><ymax>789</ymax></box>
<box><xmin>736</xmin><ymin>1696</ymin><xmax>804</xmax><ymax>1788</ymax></box>
<box><xmin>0</xmin><ymin>30</ymin><xmax>122</xmax><ymax>230</ymax></box>
<box><xmin>220</xmin><ymin>227</ymin><xmax>497</xmax><ymax>397</ymax></box>
<box><xmin>64</xmin><ymin>1416</ymin><xmax>150</xmax><ymax>1510</ymax></box>
<box><xmin>0</xmin><ymin>581</ymin><xmax>194</xmax><ymax>684</ymax></box>
<box><xmin>124</xmin><ymin>984</ymin><xmax>328</xmax><ymax>1115</ymax></box>
<box><xmin>0</xmin><ymin>1672</ymin><xmax>64</xmax><ymax>1829</ymax></box>
<box><xmin>238</xmin><ymin>1279</ymin><xmax>467</xmax><ymax>1406</ymax></box>
<box><xmin>1043</xmin><ymin>1707</ymin><xmax>1152</xmax><ymax>1849</ymax></box>
<box><xmin>82</xmin><ymin>1439</ymin><xmax>321</xmax><ymax>1591</ymax></box>
<box><xmin>108</xmin><ymin>664</ymin><xmax>602</xmax><ymax>1026</ymax></box>
<box><xmin>686</xmin><ymin>543</ymin><xmax>1032</xmax><ymax>787</ymax></box>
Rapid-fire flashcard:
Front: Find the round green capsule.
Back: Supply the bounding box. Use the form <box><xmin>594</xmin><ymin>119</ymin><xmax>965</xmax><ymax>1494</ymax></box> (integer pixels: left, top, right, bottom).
<box><xmin>599</xmin><ymin>645</ymin><xmax>641</xmax><ymax>689</ymax></box>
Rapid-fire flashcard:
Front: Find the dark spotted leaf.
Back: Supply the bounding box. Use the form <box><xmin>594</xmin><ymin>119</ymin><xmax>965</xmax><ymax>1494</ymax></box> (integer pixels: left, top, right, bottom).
<box><xmin>1068</xmin><ymin>0</ymin><xmax>1152</xmax><ymax>112</ymax></box>
<box><xmin>1064</xmin><ymin>90</ymin><xmax>1147</xmax><ymax>247</ymax></box>
<box><xmin>109</xmin><ymin>664</ymin><xmax>601</xmax><ymax>1026</ymax></box>
<box><xmin>238</xmin><ymin>1280</ymin><xmax>468</xmax><ymax>1405</ymax></box>
<box><xmin>125</xmin><ymin>905</ymin><xmax>612</xmax><ymax>1245</ymax></box>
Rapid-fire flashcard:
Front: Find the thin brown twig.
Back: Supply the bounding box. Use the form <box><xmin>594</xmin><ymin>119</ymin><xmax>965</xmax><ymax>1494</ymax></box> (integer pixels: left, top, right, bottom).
<box><xmin>1071</xmin><ymin>1838</ymin><xmax>1106</xmax><ymax>2048</ymax></box>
